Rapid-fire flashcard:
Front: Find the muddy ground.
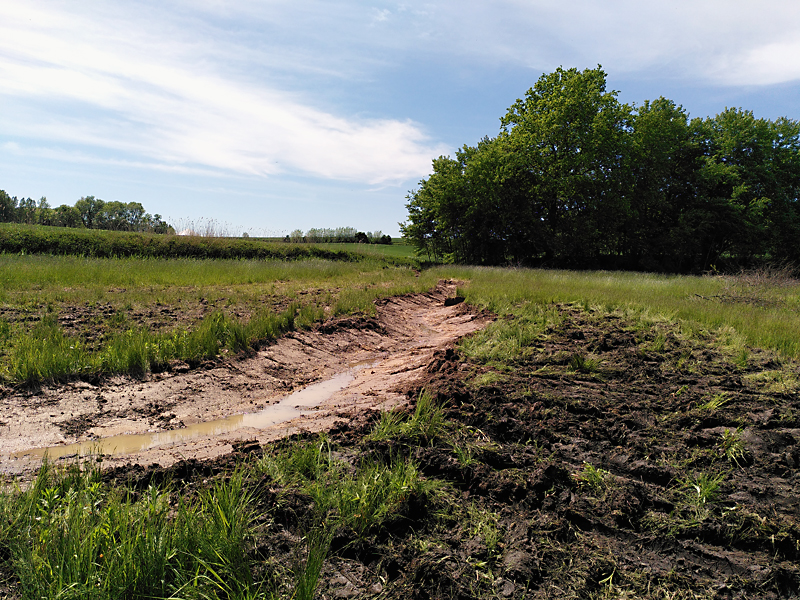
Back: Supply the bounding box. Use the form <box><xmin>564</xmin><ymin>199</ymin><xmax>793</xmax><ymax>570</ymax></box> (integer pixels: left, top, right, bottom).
<box><xmin>3</xmin><ymin>288</ymin><xmax>800</xmax><ymax>599</ymax></box>
<box><xmin>0</xmin><ymin>281</ymin><xmax>492</xmax><ymax>473</ymax></box>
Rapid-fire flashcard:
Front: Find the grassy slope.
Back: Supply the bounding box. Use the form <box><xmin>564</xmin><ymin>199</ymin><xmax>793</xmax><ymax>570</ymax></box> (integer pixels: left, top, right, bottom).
<box><xmin>0</xmin><ymin>254</ymin><xmax>437</xmax><ymax>384</ymax></box>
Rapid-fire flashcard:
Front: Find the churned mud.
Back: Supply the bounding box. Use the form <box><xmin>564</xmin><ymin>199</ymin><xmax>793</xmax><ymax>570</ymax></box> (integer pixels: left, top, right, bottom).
<box><xmin>0</xmin><ymin>281</ymin><xmax>492</xmax><ymax>475</ymax></box>
<box><xmin>104</xmin><ymin>304</ymin><xmax>799</xmax><ymax>599</ymax></box>
<box><xmin>3</xmin><ymin>289</ymin><xmax>800</xmax><ymax>598</ymax></box>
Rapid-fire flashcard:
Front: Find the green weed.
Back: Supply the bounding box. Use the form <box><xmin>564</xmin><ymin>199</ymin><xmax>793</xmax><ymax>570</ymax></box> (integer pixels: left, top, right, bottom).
<box><xmin>370</xmin><ymin>390</ymin><xmax>446</xmax><ymax>445</ymax></box>
<box><xmin>677</xmin><ymin>472</ymin><xmax>726</xmax><ymax>520</ymax></box>
<box><xmin>698</xmin><ymin>392</ymin><xmax>729</xmax><ymax>412</ymax></box>
<box><xmin>329</xmin><ymin>457</ymin><xmax>432</xmax><ymax>536</ymax></box>
<box><xmin>719</xmin><ymin>428</ymin><xmax>749</xmax><ymax>467</ymax></box>
<box><xmin>568</xmin><ymin>352</ymin><xmax>601</xmax><ymax>374</ymax></box>
<box><xmin>744</xmin><ymin>368</ymin><xmax>800</xmax><ymax>394</ymax></box>
<box><xmin>576</xmin><ymin>462</ymin><xmax>610</xmax><ymax>493</ymax></box>
<box><xmin>471</xmin><ymin>371</ymin><xmax>505</xmax><ymax>388</ymax></box>
<box><xmin>465</xmin><ymin>502</ymin><xmax>502</xmax><ymax>557</ymax></box>
<box><xmin>292</xmin><ymin>526</ymin><xmax>333</xmax><ymax>600</ymax></box>
<box><xmin>6</xmin><ymin>318</ymin><xmax>90</xmax><ymax>384</ymax></box>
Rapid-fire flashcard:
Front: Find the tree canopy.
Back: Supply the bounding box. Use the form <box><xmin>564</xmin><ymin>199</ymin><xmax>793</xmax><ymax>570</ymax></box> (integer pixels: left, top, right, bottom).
<box><xmin>0</xmin><ymin>192</ymin><xmax>173</xmax><ymax>234</ymax></box>
<box><xmin>401</xmin><ymin>66</ymin><xmax>800</xmax><ymax>272</ymax></box>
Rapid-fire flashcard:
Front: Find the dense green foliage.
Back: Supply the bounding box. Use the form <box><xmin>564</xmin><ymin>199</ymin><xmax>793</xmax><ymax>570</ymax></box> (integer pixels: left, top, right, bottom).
<box><xmin>401</xmin><ymin>66</ymin><xmax>800</xmax><ymax>272</ymax></box>
<box><xmin>0</xmin><ymin>193</ymin><xmax>172</xmax><ymax>233</ymax></box>
<box><xmin>0</xmin><ymin>223</ymin><xmax>363</xmax><ymax>261</ymax></box>
<box><xmin>288</xmin><ymin>227</ymin><xmax>392</xmax><ymax>245</ymax></box>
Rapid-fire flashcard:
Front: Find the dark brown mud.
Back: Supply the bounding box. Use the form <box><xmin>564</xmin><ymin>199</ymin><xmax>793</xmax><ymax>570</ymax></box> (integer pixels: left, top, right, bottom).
<box><xmin>6</xmin><ymin>303</ymin><xmax>800</xmax><ymax>598</ymax></box>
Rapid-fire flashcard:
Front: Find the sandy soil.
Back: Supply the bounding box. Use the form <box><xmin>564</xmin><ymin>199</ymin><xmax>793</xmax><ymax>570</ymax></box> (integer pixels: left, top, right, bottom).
<box><xmin>0</xmin><ymin>281</ymin><xmax>493</xmax><ymax>476</ymax></box>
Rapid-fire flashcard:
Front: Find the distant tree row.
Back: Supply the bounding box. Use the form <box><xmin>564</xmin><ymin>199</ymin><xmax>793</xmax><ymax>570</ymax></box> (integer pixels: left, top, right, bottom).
<box><xmin>285</xmin><ymin>227</ymin><xmax>391</xmax><ymax>245</ymax></box>
<box><xmin>401</xmin><ymin>66</ymin><xmax>800</xmax><ymax>272</ymax></box>
<box><xmin>0</xmin><ymin>192</ymin><xmax>173</xmax><ymax>234</ymax></box>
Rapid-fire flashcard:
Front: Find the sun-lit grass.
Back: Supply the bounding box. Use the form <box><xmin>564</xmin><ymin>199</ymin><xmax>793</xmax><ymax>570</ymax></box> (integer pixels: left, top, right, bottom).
<box><xmin>5</xmin><ymin>256</ymin><xmax>800</xmax><ymax>385</ymax></box>
<box><xmin>0</xmin><ymin>255</ymin><xmax>442</xmax><ymax>384</ymax></box>
<box><xmin>0</xmin><ymin>254</ymin><xmax>429</xmax><ymax>308</ymax></box>
<box><xmin>0</xmin><ymin>460</ymin><xmax>264</xmax><ymax>600</ymax></box>
<box><xmin>308</xmin><ymin>241</ymin><xmax>418</xmax><ymax>261</ymax></box>
<box><xmin>429</xmin><ymin>266</ymin><xmax>800</xmax><ymax>359</ymax></box>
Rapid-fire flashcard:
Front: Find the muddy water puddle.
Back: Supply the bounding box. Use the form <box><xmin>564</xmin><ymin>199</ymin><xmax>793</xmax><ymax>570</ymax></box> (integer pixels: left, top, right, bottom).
<box><xmin>14</xmin><ymin>368</ymin><xmax>364</xmax><ymax>461</ymax></box>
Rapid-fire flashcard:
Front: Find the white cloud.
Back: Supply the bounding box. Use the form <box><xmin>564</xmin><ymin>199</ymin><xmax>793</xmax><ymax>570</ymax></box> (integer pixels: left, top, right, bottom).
<box><xmin>0</xmin><ymin>2</ymin><xmax>447</xmax><ymax>185</ymax></box>
<box><xmin>474</xmin><ymin>1</ymin><xmax>800</xmax><ymax>86</ymax></box>
<box><xmin>347</xmin><ymin>0</ymin><xmax>800</xmax><ymax>87</ymax></box>
<box><xmin>2</xmin><ymin>0</ymin><xmax>798</xmax><ymax>193</ymax></box>
<box><xmin>722</xmin><ymin>39</ymin><xmax>800</xmax><ymax>86</ymax></box>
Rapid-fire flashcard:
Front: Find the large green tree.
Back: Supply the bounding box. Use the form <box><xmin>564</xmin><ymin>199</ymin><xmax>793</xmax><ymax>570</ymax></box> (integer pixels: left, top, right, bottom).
<box><xmin>499</xmin><ymin>66</ymin><xmax>633</xmax><ymax>265</ymax></box>
<box><xmin>402</xmin><ymin>67</ymin><xmax>800</xmax><ymax>272</ymax></box>
<box><xmin>626</xmin><ymin>97</ymin><xmax>699</xmax><ymax>271</ymax></box>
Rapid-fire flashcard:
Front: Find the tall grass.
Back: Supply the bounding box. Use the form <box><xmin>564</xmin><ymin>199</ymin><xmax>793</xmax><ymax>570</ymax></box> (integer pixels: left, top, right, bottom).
<box><xmin>0</xmin><ymin>254</ymin><xmax>424</xmax><ymax>306</ymax></box>
<box><xmin>0</xmin><ymin>461</ymin><xmax>262</xmax><ymax>600</ymax></box>
<box><xmin>4</xmin><ymin>304</ymin><xmax>306</xmax><ymax>384</ymax></box>
<box><xmin>257</xmin><ymin>434</ymin><xmax>437</xmax><ymax>537</ymax></box>
<box><xmin>433</xmin><ymin>266</ymin><xmax>800</xmax><ymax>359</ymax></box>
<box><xmin>0</xmin><ymin>255</ymin><xmax>442</xmax><ymax>385</ymax></box>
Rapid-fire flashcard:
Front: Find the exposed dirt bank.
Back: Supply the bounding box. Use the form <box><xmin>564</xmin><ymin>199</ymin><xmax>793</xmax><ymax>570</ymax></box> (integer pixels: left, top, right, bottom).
<box><xmin>1</xmin><ymin>281</ymin><xmax>493</xmax><ymax>476</ymax></box>
<box><xmin>50</xmin><ymin>302</ymin><xmax>800</xmax><ymax>599</ymax></box>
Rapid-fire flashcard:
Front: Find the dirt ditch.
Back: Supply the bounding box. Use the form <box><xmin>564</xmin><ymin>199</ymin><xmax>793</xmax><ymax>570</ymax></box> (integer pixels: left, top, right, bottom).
<box><xmin>1</xmin><ymin>281</ymin><xmax>493</xmax><ymax>476</ymax></box>
<box><xmin>2</xmin><ymin>287</ymin><xmax>800</xmax><ymax>598</ymax></box>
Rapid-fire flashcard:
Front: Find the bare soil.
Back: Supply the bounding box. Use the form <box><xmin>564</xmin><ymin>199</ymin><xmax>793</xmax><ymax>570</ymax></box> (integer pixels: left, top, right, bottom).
<box><xmin>3</xmin><ymin>287</ymin><xmax>800</xmax><ymax>598</ymax></box>
<box><xmin>1</xmin><ymin>281</ymin><xmax>492</xmax><ymax>476</ymax></box>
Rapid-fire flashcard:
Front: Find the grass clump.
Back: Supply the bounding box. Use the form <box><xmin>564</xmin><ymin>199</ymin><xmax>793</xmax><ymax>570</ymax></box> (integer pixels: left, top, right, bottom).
<box><xmin>568</xmin><ymin>352</ymin><xmax>601</xmax><ymax>374</ymax></box>
<box><xmin>258</xmin><ymin>434</ymin><xmax>438</xmax><ymax>538</ymax></box>
<box><xmin>459</xmin><ymin>304</ymin><xmax>560</xmax><ymax>365</ymax></box>
<box><xmin>0</xmin><ymin>460</ymin><xmax>263</xmax><ymax>600</ymax></box>
<box><xmin>3</xmin><ymin>302</ymin><xmax>332</xmax><ymax>386</ymax></box>
<box><xmin>370</xmin><ymin>390</ymin><xmax>447</xmax><ymax>445</ymax></box>
<box><xmin>719</xmin><ymin>428</ymin><xmax>749</xmax><ymax>467</ymax></box>
<box><xmin>698</xmin><ymin>392</ymin><xmax>729</xmax><ymax>412</ymax></box>
<box><xmin>744</xmin><ymin>367</ymin><xmax>800</xmax><ymax>394</ymax></box>
<box><xmin>6</xmin><ymin>315</ymin><xmax>90</xmax><ymax>384</ymax></box>
<box><xmin>575</xmin><ymin>462</ymin><xmax>610</xmax><ymax>493</ymax></box>
<box><xmin>676</xmin><ymin>472</ymin><xmax>726</xmax><ymax>522</ymax></box>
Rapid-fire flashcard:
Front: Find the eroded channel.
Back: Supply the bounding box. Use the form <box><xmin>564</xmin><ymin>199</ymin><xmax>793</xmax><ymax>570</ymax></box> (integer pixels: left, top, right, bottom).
<box><xmin>14</xmin><ymin>369</ymin><xmax>362</xmax><ymax>461</ymax></box>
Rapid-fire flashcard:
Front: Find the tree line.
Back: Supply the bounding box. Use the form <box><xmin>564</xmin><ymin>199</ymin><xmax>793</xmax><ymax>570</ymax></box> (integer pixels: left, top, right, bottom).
<box><xmin>0</xmin><ymin>192</ymin><xmax>173</xmax><ymax>234</ymax></box>
<box><xmin>285</xmin><ymin>227</ymin><xmax>392</xmax><ymax>244</ymax></box>
<box><xmin>400</xmin><ymin>66</ymin><xmax>800</xmax><ymax>272</ymax></box>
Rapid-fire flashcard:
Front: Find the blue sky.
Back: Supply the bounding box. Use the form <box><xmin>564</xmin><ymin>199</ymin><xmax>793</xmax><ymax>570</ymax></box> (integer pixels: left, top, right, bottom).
<box><xmin>1</xmin><ymin>1</ymin><xmax>799</xmax><ymax>237</ymax></box>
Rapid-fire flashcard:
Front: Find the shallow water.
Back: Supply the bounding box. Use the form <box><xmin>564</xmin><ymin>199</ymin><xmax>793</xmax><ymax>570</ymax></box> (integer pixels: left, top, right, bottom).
<box><xmin>15</xmin><ymin>369</ymin><xmax>358</xmax><ymax>460</ymax></box>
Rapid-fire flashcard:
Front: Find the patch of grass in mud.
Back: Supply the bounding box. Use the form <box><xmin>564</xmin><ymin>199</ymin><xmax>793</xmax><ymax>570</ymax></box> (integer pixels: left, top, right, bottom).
<box><xmin>439</xmin><ymin>297</ymin><xmax>800</xmax><ymax>597</ymax></box>
<box><xmin>439</xmin><ymin>265</ymin><xmax>800</xmax><ymax>359</ymax></box>
<box><xmin>0</xmin><ymin>255</ymin><xmax>441</xmax><ymax>385</ymax></box>
<box><xmin>0</xmin><ymin>460</ymin><xmax>262</xmax><ymax>600</ymax></box>
<box><xmin>6</xmin><ymin>264</ymin><xmax>800</xmax><ymax>598</ymax></box>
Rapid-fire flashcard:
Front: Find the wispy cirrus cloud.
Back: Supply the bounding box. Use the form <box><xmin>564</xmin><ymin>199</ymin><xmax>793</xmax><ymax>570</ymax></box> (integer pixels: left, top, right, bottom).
<box><xmin>2</xmin><ymin>1</ymin><xmax>798</xmax><ymax>206</ymax></box>
<box><xmin>0</xmin><ymin>2</ymin><xmax>447</xmax><ymax>185</ymax></box>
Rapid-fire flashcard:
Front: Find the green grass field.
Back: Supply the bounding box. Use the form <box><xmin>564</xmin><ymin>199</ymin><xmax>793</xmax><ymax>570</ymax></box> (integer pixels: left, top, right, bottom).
<box><xmin>2</xmin><ymin>245</ymin><xmax>800</xmax><ymax>598</ymax></box>
<box><xmin>1</xmin><ymin>250</ymin><xmax>799</xmax><ymax>386</ymax></box>
<box><xmin>309</xmin><ymin>241</ymin><xmax>417</xmax><ymax>260</ymax></box>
